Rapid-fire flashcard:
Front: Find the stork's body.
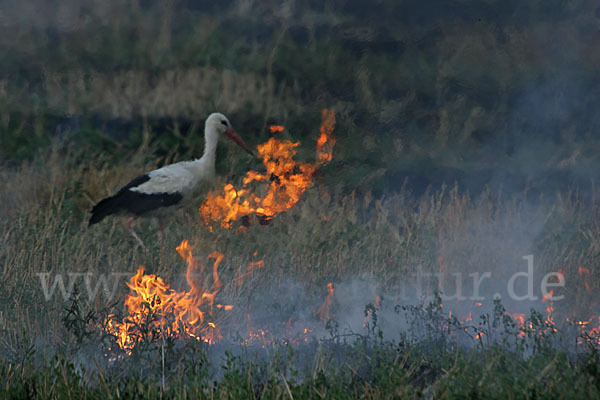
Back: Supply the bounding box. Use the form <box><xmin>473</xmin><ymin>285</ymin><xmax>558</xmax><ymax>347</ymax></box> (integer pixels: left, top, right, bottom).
<box><xmin>89</xmin><ymin>113</ymin><xmax>254</xmax><ymax>247</ymax></box>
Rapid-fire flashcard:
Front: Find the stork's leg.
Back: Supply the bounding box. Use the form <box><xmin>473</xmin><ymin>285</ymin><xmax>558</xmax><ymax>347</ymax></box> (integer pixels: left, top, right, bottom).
<box><xmin>156</xmin><ymin>217</ymin><xmax>165</xmax><ymax>242</ymax></box>
<box><xmin>124</xmin><ymin>216</ymin><xmax>146</xmax><ymax>249</ymax></box>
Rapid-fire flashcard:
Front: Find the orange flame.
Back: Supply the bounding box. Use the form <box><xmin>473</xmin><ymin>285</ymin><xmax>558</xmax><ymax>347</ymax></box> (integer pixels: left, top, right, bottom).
<box><xmin>315</xmin><ymin>282</ymin><xmax>334</xmax><ymax>322</ymax></box>
<box><xmin>578</xmin><ymin>267</ymin><xmax>591</xmax><ymax>293</ymax></box>
<box><xmin>512</xmin><ymin>313</ymin><xmax>526</xmax><ymax>327</ymax></box>
<box><xmin>269</xmin><ymin>125</ymin><xmax>285</xmax><ymax>133</ymax></box>
<box><xmin>316</xmin><ymin>109</ymin><xmax>336</xmax><ymax>164</ymax></box>
<box><xmin>105</xmin><ymin>240</ymin><xmax>232</xmax><ymax>352</ymax></box>
<box><xmin>542</xmin><ymin>290</ymin><xmax>557</xmax><ymax>328</ymax></box>
<box><xmin>105</xmin><ymin>111</ymin><xmax>337</xmax><ymax>353</ymax></box>
<box><xmin>542</xmin><ymin>289</ymin><xmax>554</xmax><ymax>304</ymax></box>
<box><xmin>232</xmin><ymin>258</ymin><xmax>265</xmax><ymax>286</ymax></box>
<box><xmin>200</xmin><ymin>109</ymin><xmax>336</xmax><ymax>229</ymax></box>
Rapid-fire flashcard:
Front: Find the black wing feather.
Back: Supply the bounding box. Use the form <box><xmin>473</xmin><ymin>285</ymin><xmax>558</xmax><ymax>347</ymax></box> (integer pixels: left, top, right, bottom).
<box><xmin>89</xmin><ymin>174</ymin><xmax>183</xmax><ymax>225</ymax></box>
<box><xmin>117</xmin><ymin>174</ymin><xmax>152</xmax><ymax>193</ymax></box>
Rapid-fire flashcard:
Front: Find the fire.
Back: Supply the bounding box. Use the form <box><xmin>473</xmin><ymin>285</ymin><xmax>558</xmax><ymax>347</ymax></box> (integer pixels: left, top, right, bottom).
<box><xmin>269</xmin><ymin>125</ymin><xmax>285</xmax><ymax>133</ymax></box>
<box><xmin>232</xmin><ymin>257</ymin><xmax>264</xmax><ymax>286</ymax></box>
<box><xmin>316</xmin><ymin>109</ymin><xmax>336</xmax><ymax>164</ymax></box>
<box><xmin>101</xmin><ymin>106</ymin><xmax>600</xmax><ymax>353</ymax></box>
<box><xmin>105</xmin><ymin>112</ymin><xmax>337</xmax><ymax>353</ymax></box>
<box><xmin>542</xmin><ymin>290</ymin><xmax>554</xmax><ymax>304</ymax></box>
<box><xmin>105</xmin><ymin>240</ymin><xmax>232</xmax><ymax>352</ymax></box>
<box><xmin>200</xmin><ymin>109</ymin><xmax>336</xmax><ymax>229</ymax></box>
<box><xmin>543</xmin><ymin>290</ymin><xmax>556</xmax><ymax>327</ymax></box>
<box><xmin>578</xmin><ymin>267</ymin><xmax>591</xmax><ymax>292</ymax></box>
<box><xmin>512</xmin><ymin>313</ymin><xmax>526</xmax><ymax>327</ymax></box>
<box><xmin>315</xmin><ymin>282</ymin><xmax>334</xmax><ymax>322</ymax></box>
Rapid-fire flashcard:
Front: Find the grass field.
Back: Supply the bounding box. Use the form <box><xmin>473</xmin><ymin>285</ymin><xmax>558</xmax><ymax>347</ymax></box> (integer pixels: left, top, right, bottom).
<box><xmin>2</xmin><ymin>137</ymin><xmax>600</xmax><ymax>398</ymax></box>
<box><xmin>2</xmin><ymin>1</ymin><xmax>600</xmax><ymax>398</ymax></box>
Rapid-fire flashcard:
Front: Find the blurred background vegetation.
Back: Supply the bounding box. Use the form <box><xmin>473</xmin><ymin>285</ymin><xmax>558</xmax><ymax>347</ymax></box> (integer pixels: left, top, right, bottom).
<box><xmin>2</xmin><ymin>0</ymin><xmax>599</xmax><ymax>197</ymax></box>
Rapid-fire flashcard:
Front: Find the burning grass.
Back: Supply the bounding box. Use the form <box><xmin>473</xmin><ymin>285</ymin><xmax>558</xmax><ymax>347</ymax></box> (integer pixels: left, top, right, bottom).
<box><xmin>200</xmin><ymin>109</ymin><xmax>335</xmax><ymax>229</ymax></box>
<box><xmin>2</xmin><ymin>119</ymin><xmax>600</xmax><ymax>396</ymax></box>
<box><xmin>104</xmin><ymin>242</ymin><xmax>230</xmax><ymax>351</ymax></box>
<box><xmin>5</xmin><ymin>292</ymin><xmax>600</xmax><ymax>399</ymax></box>
<box><xmin>99</xmin><ymin>110</ymin><xmax>336</xmax><ymax>352</ymax></box>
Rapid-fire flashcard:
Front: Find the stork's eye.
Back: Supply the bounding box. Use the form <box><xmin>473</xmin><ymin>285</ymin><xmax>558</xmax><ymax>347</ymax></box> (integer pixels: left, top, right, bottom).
<box><xmin>221</xmin><ymin>120</ymin><xmax>228</xmax><ymax>126</ymax></box>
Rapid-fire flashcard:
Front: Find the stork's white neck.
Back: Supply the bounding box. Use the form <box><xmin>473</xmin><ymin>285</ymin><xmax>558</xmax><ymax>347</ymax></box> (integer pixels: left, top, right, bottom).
<box><xmin>185</xmin><ymin>122</ymin><xmax>220</xmax><ymax>183</ymax></box>
<box><xmin>200</xmin><ymin>126</ymin><xmax>219</xmax><ymax>165</ymax></box>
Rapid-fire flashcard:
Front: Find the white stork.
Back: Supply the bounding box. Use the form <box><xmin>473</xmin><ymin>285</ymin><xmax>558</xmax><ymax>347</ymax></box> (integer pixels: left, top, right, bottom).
<box><xmin>89</xmin><ymin>112</ymin><xmax>254</xmax><ymax>247</ymax></box>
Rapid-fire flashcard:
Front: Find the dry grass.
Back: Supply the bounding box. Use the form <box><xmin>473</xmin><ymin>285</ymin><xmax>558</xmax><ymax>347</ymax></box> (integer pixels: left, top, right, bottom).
<box><xmin>0</xmin><ymin>0</ymin><xmax>302</xmax><ymax>123</ymax></box>
<box><xmin>1</xmin><ymin>143</ymin><xmax>600</xmax><ymax>358</ymax></box>
<box><xmin>5</xmin><ymin>67</ymin><xmax>301</xmax><ymax>120</ymax></box>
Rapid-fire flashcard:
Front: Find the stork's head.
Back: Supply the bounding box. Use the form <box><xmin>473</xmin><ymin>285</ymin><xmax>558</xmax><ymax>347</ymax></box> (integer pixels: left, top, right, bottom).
<box><xmin>205</xmin><ymin>112</ymin><xmax>255</xmax><ymax>156</ymax></box>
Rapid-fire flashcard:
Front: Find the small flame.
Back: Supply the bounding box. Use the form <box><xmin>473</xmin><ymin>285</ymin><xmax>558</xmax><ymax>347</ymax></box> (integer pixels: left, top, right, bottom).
<box><xmin>269</xmin><ymin>125</ymin><xmax>285</xmax><ymax>133</ymax></box>
<box><xmin>512</xmin><ymin>313</ymin><xmax>526</xmax><ymax>326</ymax></box>
<box><xmin>316</xmin><ymin>109</ymin><xmax>336</xmax><ymax>164</ymax></box>
<box><xmin>542</xmin><ymin>289</ymin><xmax>554</xmax><ymax>304</ymax></box>
<box><xmin>232</xmin><ymin>258</ymin><xmax>264</xmax><ymax>286</ymax></box>
<box><xmin>578</xmin><ymin>267</ymin><xmax>591</xmax><ymax>293</ymax></box>
<box><xmin>543</xmin><ymin>290</ymin><xmax>556</xmax><ymax>327</ymax></box>
<box><xmin>315</xmin><ymin>282</ymin><xmax>334</xmax><ymax>322</ymax></box>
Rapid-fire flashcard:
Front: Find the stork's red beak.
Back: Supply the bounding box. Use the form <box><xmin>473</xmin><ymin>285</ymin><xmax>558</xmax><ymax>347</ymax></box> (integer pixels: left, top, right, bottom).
<box><xmin>225</xmin><ymin>128</ymin><xmax>255</xmax><ymax>156</ymax></box>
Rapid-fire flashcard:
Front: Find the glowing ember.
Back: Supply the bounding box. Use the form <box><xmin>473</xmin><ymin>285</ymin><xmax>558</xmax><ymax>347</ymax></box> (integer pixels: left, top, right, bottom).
<box><xmin>199</xmin><ymin>109</ymin><xmax>336</xmax><ymax>229</ymax></box>
<box><xmin>578</xmin><ymin>267</ymin><xmax>590</xmax><ymax>275</ymax></box>
<box><xmin>578</xmin><ymin>267</ymin><xmax>591</xmax><ymax>292</ymax></box>
<box><xmin>241</xmin><ymin>314</ymin><xmax>313</xmax><ymax>348</ymax></box>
